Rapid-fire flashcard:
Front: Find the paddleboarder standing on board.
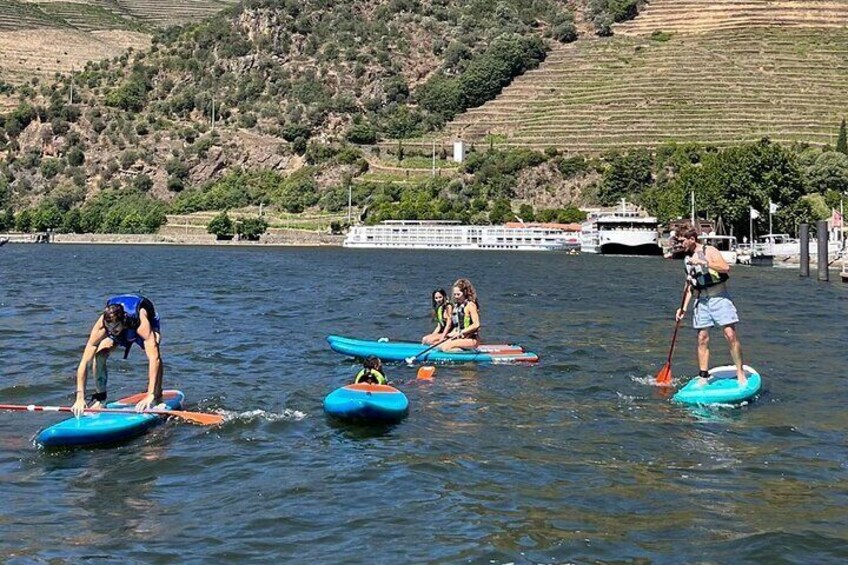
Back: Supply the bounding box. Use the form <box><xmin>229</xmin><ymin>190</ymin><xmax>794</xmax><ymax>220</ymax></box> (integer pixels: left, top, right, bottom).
<box><xmin>72</xmin><ymin>294</ymin><xmax>164</xmax><ymax>417</ymax></box>
<box><xmin>675</xmin><ymin>228</ymin><xmax>747</xmax><ymax>386</ymax></box>
<box><xmin>439</xmin><ymin>278</ymin><xmax>481</xmax><ymax>352</ymax></box>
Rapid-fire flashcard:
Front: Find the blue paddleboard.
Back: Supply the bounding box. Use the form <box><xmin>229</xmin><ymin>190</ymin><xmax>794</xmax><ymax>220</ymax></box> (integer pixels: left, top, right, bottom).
<box><xmin>672</xmin><ymin>365</ymin><xmax>762</xmax><ymax>405</ymax></box>
<box><xmin>323</xmin><ymin>383</ymin><xmax>409</xmax><ymax>423</ymax></box>
<box><xmin>36</xmin><ymin>390</ymin><xmax>185</xmax><ymax>447</ymax></box>
<box><xmin>327</xmin><ymin>334</ymin><xmax>539</xmax><ymax>364</ymax></box>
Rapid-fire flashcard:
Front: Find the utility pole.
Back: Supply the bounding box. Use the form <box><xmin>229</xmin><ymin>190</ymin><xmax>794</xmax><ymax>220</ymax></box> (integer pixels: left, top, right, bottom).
<box><xmin>431</xmin><ymin>141</ymin><xmax>436</xmax><ymax>178</ymax></box>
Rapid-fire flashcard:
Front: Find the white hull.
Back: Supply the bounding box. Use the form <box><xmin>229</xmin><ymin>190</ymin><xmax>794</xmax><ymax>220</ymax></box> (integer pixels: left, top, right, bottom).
<box><xmin>344</xmin><ymin>222</ymin><xmax>580</xmax><ymax>251</ymax></box>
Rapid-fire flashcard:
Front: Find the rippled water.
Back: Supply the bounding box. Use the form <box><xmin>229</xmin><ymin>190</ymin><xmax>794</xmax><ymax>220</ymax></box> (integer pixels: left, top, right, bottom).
<box><xmin>1</xmin><ymin>244</ymin><xmax>847</xmax><ymax>563</ymax></box>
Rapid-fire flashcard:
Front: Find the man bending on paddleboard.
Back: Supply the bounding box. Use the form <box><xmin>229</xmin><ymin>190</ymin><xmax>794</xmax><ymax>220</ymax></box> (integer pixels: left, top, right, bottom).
<box><xmin>675</xmin><ymin>228</ymin><xmax>747</xmax><ymax>386</ymax></box>
<box><xmin>72</xmin><ymin>294</ymin><xmax>163</xmax><ymax>417</ymax></box>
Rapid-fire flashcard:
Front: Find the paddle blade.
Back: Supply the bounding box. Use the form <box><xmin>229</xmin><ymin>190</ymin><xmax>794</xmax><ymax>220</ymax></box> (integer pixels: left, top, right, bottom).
<box><xmin>655</xmin><ymin>363</ymin><xmax>673</xmax><ymax>386</ymax></box>
<box><xmin>417</xmin><ymin>366</ymin><xmax>436</xmax><ymax>381</ymax></box>
<box><xmin>154</xmin><ymin>409</ymin><xmax>225</xmax><ymax>426</ymax></box>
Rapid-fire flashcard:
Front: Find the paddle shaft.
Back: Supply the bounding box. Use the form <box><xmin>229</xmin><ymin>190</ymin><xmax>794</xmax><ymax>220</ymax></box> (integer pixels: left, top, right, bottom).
<box><xmin>667</xmin><ymin>283</ymin><xmax>690</xmax><ymax>363</ymax></box>
<box><xmin>406</xmin><ymin>336</ymin><xmax>450</xmax><ymax>364</ymax></box>
<box><xmin>0</xmin><ymin>403</ymin><xmax>224</xmax><ymax>426</ymax></box>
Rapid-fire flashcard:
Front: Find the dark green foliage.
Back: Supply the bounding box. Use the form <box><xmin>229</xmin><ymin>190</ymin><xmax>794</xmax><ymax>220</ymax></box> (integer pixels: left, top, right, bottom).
<box><xmin>417</xmin><ymin>34</ymin><xmax>547</xmax><ymax>127</ymax></box>
<box><xmin>77</xmin><ymin>190</ymin><xmax>166</xmax><ymax>233</ymax></box>
<box><xmin>802</xmin><ymin>151</ymin><xmax>848</xmax><ymax>195</ymax></box>
<box><xmin>104</xmin><ymin>68</ymin><xmax>153</xmax><ymax>112</ymax></box>
<box><xmin>207</xmin><ymin>211</ymin><xmax>234</xmax><ymax>238</ymax></box>
<box><xmin>552</xmin><ymin>21</ymin><xmax>578</xmax><ymax>43</ymax></box>
<box><xmin>237</xmin><ymin>216</ymin><xmax>268</xmax><ymax>240</ymax></box>
<box><xmin>598</xmin><ymin>149</ymin><xmax>654</xmax><ymax>205</ymax></box>
<box><xmin>40</xmin><ymin>158</ymin><xmax>63</xmax><ymax>179</ymax></box>
<box><xmin>31</xmin><ymin>202</ymin><xmax>64</xmax><ymax>232</ymax></box>
<box><xmin>518</xmin><ymin>203</ymin><xmax>535</xmax><ymax>222</ymax></box>
<box><xmin>272</xmin><ymin>169</ymin><xmax>319</xmax><ymax>213</ymax></box>
<box><xmin>67</xmin><ymin>147</ymin><xmax>85</xmax><ymax>167</ymax></box>
<box><xmin>345</xmin><ymin>123</ymin><xmax>378</xmax><ymax>145</ymax></box>
<box><xmin>15</xmin><ymin>209</ymin><xmax>33</xmax><ymax>232</ymax></box>
<box><xmin>488</xmin><ymin>199</ymin><xmax>514</xmax><ymax>224</ymax></box>
<box><xmin>536</xmin><ymin>207</ymin><xmax>587</xmax><ymax>223</ymax></box>
<box><xmin>671</xmin><ymin>139</ymin><xmax>805</xmax><ymax>235</ymax></box>
<box><xmin>0</xmin><ymin>208</ymin><xmax>13</xmax><ymax>231</ymax></box>
<box><xmin>837</xmin><ymin>118</ymin><xmax>848</xmax><ymax>155</ymax></box>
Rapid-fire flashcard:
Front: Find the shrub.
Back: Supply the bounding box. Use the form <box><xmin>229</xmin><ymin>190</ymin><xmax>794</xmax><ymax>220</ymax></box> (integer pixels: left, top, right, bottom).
<box><xmin>207</xmin><ymin>211</ymin><xmax>234</xmax><ymax>239</ymax></box>
<box><xmin>237</xmin><ymin>217</ymin><xmax>268</xmax><ymax>240</ymax></box>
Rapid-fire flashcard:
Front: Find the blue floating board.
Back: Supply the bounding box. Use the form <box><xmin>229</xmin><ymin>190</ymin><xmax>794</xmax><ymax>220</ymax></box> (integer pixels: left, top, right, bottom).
<box><xmin>323</xmin><ymin>383</ymin><xmax>409</xmax><ymax>423</ymax></box>
<box><xmin>36</xmin><ymin>390</ymin><xmax>184</xmax><ymax>447</ymax></box>
<box><xmin>672</xmin><ymin>365</ymin><xmax>762</xmax><ymax>405</ymax></box>
<box><xmin>327</xmin><ymin>334</ymin><xmax>539</xmax><ymax>364</ymax></box>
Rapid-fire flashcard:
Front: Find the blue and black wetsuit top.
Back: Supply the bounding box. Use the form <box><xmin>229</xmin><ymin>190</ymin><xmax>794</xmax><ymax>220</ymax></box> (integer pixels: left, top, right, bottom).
<box><xmin>105</xmin><ymin>294</ymin><xmax>160</xmax><ymax>355</ymax></box>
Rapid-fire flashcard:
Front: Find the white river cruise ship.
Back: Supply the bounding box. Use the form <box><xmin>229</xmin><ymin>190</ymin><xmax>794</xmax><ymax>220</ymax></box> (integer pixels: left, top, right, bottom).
<box><xmin>343</xmin><ymin>220</ymin><xmax>580</xmax><ymax>251</ymax></box>
<box><xmin>581</xmin><ymin>200</ymin><xmax>662</xmax><ymax>256</ymax></box>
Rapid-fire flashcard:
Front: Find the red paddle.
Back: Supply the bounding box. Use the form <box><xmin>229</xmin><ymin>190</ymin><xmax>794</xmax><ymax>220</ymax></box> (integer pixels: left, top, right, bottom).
<box><xmin>0</xmin><ymin>403</ymin><xmax>225</xmax><ymax>426</ymax></box>
<box><xmin>656</xmin><ymin>284</ymin><xmax>689</xmax><ymax>386</ymax></box>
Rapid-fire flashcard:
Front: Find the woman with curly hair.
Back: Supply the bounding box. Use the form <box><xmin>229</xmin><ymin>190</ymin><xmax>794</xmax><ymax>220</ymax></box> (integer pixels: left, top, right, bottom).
<box><xmin>439</xmin><ymin>278</ymin><xmax>481</xmax><ymax>352</ymax></box>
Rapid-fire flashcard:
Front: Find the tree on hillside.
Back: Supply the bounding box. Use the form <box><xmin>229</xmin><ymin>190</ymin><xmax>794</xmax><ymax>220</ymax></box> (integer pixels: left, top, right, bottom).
<box><xmin>803</xmin><ymin>151</ymin><xmax>848</xmax><ymax>195</ymax></box>
<box><xmin>598</xmin><ymin>149</ymin><xmax>654</xmax><ymax>205</ymax></box>
<box><xmin>207</xmin><ymin>211</ymin><xmax>234</xmax><ymax>240</ymax></box>
<box><xmin>488</xmin><ymin>199</ymin><xmax>514</xmax><ymax>224</ymax></box>
<box><xmin>837</xmin><ymin>118</ymin><xmax>848</xmax><ymax>155</ymax></box>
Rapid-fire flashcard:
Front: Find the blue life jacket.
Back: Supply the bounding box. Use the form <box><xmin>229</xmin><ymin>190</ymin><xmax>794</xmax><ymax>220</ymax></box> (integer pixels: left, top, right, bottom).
<box><xmin>105</xmin><ymin>294</ymin><xmax>160</xmax><ymax>356</ymax></box>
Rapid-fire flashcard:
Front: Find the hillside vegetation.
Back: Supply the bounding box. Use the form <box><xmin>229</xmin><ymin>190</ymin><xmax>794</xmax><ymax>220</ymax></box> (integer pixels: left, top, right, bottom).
<box><xmin>0</xmin><ymin>0</ymin><xmax>237</xmax><ymax>83</ymax></box>
<box><xmin>1</xmin><ymin>0</ymin><xmax>846</xmax><ymax>239</ymax></box>
<box><xmin>438</xmin><ymin>0</ymin><xmax>848</xmax><ymax>151</ymax></box>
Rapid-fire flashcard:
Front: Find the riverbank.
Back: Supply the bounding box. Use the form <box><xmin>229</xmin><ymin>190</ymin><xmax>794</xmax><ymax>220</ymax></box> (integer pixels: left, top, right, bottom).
<box><xmin>0</xmin><ymin>229</ymin><xmax>344</xmax><ymax>246</ymax></box>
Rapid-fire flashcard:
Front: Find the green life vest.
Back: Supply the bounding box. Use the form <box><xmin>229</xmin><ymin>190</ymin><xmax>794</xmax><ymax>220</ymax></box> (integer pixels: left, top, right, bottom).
<box><xmin>354</xmin><ymin>368</ymin><xmax>387</xmax><ymax>385</ymax></box>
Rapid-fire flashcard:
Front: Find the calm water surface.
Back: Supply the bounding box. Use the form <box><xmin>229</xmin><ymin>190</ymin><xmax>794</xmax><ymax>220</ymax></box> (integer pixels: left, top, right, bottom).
<box><xmin>1</xmin><ymin>245</ymin><xmax>847</xmax><ymax>564</ymax></box>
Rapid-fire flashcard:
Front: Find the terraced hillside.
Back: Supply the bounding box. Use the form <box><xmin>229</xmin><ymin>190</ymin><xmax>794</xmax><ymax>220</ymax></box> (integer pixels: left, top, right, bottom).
<box><xmin>0</xmin><ymin>0</ymin><xmax>236</xmax><ymax>82</ymax></box>
<box><xmin>440</xmin><ymin>0</ymin><xmax>848</xmax><ymax>152</ymax></box>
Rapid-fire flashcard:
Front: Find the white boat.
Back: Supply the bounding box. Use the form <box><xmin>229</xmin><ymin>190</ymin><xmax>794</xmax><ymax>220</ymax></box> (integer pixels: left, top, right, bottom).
<box><xmin>343</xmin><ymin>220</ymin><xmax>581</xmax><ymax>251</ymax></box>
<box><xmin>755</xmin><ymin>233</ymin><xmax>842</xmax><ymax>256</ymax></box>
<box><xmin>701</xmin><ymin>234</ymin><xmax>738</xmax><ymax>264</ymax></box>
<box><xmin>581</xmin><ymin>200</ymin><xmax>661</xmax><ymax>256</ymax></box>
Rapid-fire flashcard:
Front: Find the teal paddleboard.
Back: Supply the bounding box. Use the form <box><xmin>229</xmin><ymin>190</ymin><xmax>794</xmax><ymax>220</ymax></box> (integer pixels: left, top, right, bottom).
<box><xmin>672</xmin><ymin>365</ymin><xmax>762</xmax><ymax>405</ymax></box>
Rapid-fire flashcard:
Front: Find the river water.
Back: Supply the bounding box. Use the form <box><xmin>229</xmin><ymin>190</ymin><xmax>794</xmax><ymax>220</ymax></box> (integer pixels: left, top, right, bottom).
<box><xmin>1</xmin><ymin>245</ymin><xmax>846</xmax><ymax>563</ymax></box>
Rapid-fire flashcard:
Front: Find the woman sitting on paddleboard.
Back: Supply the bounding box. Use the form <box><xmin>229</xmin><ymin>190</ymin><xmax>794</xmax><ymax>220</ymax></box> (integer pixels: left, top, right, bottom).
<box><xmin>422</xmin><ymin>288</ymin><xmax>452</xmax><ymax>345</ymax></box>
<box><xmin>439</xmin><ymin>278</ymin><xmax>481</xmax><ymax>352</ymax></box>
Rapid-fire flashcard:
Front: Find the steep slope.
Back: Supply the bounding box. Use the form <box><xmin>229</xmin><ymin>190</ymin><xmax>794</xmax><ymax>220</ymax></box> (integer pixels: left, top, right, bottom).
<box><xmin>0</xmin><ymin>0</ymin><xmax>237</xmax><ymax>83</ymax></box>
<box><xmin>438</xmin><ymin>0</ymin><xmax>848</xmax><ymax>151</ymax></box>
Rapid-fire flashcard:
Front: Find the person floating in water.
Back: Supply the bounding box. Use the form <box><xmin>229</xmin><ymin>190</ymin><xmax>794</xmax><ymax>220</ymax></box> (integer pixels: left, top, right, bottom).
<box><xmin>72</xmin><ymin>294</ymin><xmax>164</xmax><ymax>416</ymax></box>
<box><xmin>422</xmin><ymin>288</ymin><xmax>452</xmax><ymax>345</ymax></box>
<box><xmin>675</xmin><ymin>228</ymin><xmax>746</xmax><ymax>386</ymax></box>
<box><xmin>354</xmin><ymin>355</ymin><xmax>388</xmax><ymax>385</ymax></box>
<box><xmin>439</xmin><ymin>278</ymin><xmax>481</xmax><ymax>352</ymax></box>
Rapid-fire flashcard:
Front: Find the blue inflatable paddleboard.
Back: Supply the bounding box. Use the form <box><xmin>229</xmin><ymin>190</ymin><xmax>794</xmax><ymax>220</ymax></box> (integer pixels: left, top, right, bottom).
<box><xmin>36</xmin><ymin>390</ymin><xmax>185</xmax><ymax>447</ymax></box>
<box><xmin>672</xmin><ymin>365</ymin><xmax>762</xmax><ymax>405</ymax></box>
<box><xmin>323</xmin><ymin>383</ymin><xmax>409</xmax><ymax>423</ymax></box>
<box><xmin>327</xmin><ymin>335</ymin><xmax>539</xmax><ymax>364</ymax></box>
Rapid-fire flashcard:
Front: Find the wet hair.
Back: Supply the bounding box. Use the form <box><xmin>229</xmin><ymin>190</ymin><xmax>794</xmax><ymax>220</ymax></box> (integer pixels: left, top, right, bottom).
<box><xmin>103</xmin><ymin>303</ymin><xmax>127</xmax><ymax>325</ymax></box>
<box><xmin>453</xmin><ymin>278</ymin><xmax>479</xmax><ymax>310</ymax></box>
<box><xmin>363</xmin><ymin>355</ymin><xmax>382</xmax><ymax>371</ymax></box>
<box><xmin>431</xmin><ymin>288</ymin><xmax>447</xmax><ymax>309</ymax></box>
